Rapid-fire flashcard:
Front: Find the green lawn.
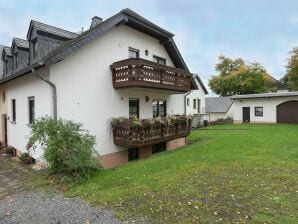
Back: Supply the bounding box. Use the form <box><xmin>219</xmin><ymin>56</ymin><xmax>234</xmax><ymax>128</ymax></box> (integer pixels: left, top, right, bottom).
<box><xmin>66</xmin><ymin>124</ymin><xmax>298</xmax><ymax>223</ymax></box>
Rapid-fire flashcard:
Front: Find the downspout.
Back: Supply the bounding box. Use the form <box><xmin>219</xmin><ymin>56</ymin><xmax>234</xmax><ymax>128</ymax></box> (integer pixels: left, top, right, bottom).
<box><xmin>31</xmin><ymin>63</ymin><xmax>57</xmax><ymax>121</ymax></box>
<box><xmin>184</xmin><ymin>90</ymin><xmax>191</xmax><ymax>115</ymax></box>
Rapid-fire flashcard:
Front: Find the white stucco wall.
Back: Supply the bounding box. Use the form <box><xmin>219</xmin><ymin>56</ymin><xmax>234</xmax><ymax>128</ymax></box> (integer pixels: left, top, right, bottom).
<box><xmin>48</xmin><ymin>25</ymin><xmax>182</xmax><ymax>156</ymax></box>
<box><xmin>233</xmin><ymin>96</ymin><xmax>298</xmax><ymax>123</ymax></box>
<box><xmin>168</xmin><ymin>78</ymin><xmax>206</xmax><ymax>115</ymax></box>
<box><xmin>6</xmin><ymin>68</ymin><xmax>52</xmax><ymax>159</ymax></box>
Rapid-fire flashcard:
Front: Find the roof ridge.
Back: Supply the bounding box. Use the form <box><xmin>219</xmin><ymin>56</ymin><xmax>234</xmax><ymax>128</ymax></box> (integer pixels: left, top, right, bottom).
<box><xmin>31</xmin><ymin>19</ymin><xmax>78</xmax><ymax>35</ymax></box>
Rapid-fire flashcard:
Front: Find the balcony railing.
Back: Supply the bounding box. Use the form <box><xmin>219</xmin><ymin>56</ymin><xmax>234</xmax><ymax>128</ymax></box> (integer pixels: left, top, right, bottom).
<box><xmin>110</xmin><ymin>58</ymin><xmax>191</xmax><ymax>92</ymax></box>
<box><xmin>112</xmin><ymin>116</ymin><xmax>191</xmax><ymax>147</ymax></box>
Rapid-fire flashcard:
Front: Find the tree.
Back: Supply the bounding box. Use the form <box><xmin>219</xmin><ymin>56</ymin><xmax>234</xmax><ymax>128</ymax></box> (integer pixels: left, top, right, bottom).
<box><xmin>209</xmin><ymin>56</ymin><xmax>267</xmax><ymax>96</ymax></box>
<box><xmin>285</xmin><ymin>47</ymin><xmax>298</xmax><ymax>90</ymax></box>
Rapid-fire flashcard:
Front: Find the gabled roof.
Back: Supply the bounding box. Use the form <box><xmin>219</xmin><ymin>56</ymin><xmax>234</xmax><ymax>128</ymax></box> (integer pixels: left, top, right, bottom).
<box><xmin>2</xmin><ymin>46</ymin><xmax>12</xmax><ymax>57</ymax></box>
<box><xmin>12</xmin><ymin>37</ymin><xmax>29</xmax><ymax>49</ymax></box>
<box><xmin>193</xmin><ymin>74</ymin><xmax>208</xmax><ymax>94</ymax></box>
<box><xmin>27</xmin><ymin>20</ymin><xmax>79</xmax><ymax>40</ymax></box>
<box><xmin>44</xmin><ymin>8</ymin><xmax>188</xmax><ymax>70</ymax></box>
<box><xmin>206</xmin><ymin>97</ymin><xmax>233</xmax><ymax>113</ymax></box>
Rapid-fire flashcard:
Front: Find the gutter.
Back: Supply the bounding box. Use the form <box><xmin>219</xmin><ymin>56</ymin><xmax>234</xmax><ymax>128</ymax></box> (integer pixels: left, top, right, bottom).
<box><xmin>31</xmin><ymin>62</ymin><xmax>57</xmax><ymax>121</ymax></box>
<box><xmin>184</xmin><ymin>90</ymin><xmax>191</xmax><ymax>115</ymax></box>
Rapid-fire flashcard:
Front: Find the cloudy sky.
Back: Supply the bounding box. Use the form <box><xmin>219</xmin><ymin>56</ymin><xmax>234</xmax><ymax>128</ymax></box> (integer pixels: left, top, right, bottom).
<box><xmin>1</xmin><ymin>0</ymin><xmax>298</xmax><ymax>92</ymax></box>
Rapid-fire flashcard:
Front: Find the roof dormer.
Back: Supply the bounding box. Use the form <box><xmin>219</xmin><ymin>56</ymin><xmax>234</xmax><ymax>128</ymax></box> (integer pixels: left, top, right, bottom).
<box><xmin>26</xmin><ymin>20</ymin><xmax>79</xmax><ymax>64</ymax></box>
<box><xmin>1</xmin><ymin>47</ymin><xmax>13</xmax><ymax>77</ymax></box>
<box><xmin>11</xmin><ymin>38</ymin><xmax>29</xmax><ymax>72</ymax></box>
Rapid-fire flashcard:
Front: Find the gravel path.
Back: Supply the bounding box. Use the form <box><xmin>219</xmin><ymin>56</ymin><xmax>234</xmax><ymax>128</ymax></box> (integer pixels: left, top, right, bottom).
<box><xmin>0</xmin><ymin>192</ymin><xmax>121</xmax><ymax>224</ymax></box>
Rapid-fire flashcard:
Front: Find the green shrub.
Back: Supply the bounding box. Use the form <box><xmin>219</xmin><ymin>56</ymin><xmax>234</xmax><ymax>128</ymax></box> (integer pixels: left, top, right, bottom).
<box><xmin>4</xmin><ymin>146</ymin><xmax>16</xmax><ymax>156</ymax></box>
<box><xmin>28</xmin><ymin>117</ymin><xmax>100</xmax><ymax>181</ymax></box>
<box><xmin>19</xmin><ymin>152</ymin><xmax>31</xmax><ymax>164</ymax></box>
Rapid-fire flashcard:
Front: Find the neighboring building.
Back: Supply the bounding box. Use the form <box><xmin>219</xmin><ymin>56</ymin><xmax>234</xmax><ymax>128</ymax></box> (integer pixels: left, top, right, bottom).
<box><xmin>205</xmin><ymin>97</ymin><xmax>233</xmax><ymax>122</ymax></box>
<box><xmin>0</xmin><ymin>45</ymin><xmax>4</xmax><ymax>78</ymax></box>
<box><xmin>0</xmin><ymin>9</ymin><xmax>204</xmax><ymax>168</ymax></box>
<box><xmin>231</xmin><ymin>92</ymin><xmax>298</xmax><ymax>124</ymax></box>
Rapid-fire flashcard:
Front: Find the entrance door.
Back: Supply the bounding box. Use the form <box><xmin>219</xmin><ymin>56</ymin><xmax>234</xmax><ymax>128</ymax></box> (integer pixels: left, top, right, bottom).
<box><xmin>129</xmin><ymin>98</ymin><xmax>139</xmax><ymax>118</ymax></box>
<box><xmin>2</xmin><ymin>114</ymin><xmax>7</xmax><ymax>146</ymax></box>
<box><xmin>242</xmin><ymin>107</ymin><xmax>250</xmax><ymax>123</ymax></box>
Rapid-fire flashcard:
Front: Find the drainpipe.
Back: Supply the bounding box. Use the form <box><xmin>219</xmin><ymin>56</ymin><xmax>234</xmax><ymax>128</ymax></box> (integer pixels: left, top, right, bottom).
<box><xmin>184</xmin><ymin>90</ymin><xmax>191</xmax><ymax>115</ymax></box>
<box><xmin>31</xmin><ymin>62</ymin><xmax>57</xmax><ymax>121</ymax></box>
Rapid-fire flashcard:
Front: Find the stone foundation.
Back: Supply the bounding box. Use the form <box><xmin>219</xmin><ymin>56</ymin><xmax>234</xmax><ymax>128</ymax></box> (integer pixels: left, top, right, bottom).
<box><xmin>166</xmin><ymin>137</ymin><xmax>186</xmax><ymax>151</ymax></box>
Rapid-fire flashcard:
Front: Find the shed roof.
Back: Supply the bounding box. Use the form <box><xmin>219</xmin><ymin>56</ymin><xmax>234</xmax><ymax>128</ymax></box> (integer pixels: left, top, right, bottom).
<box><xmin>230</xmin><ymin>91</ymin><xmax>298</xmax><ymax>99</ymax></box>
<box><xmin>206</xmin><ymin>97</ymin><xmax>233</xmax><ymax>113</ymax></box>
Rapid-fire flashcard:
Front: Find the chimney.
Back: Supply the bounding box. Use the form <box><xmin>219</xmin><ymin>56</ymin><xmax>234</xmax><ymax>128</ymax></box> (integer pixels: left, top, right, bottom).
<box><xmin>90</xmin><ymin>16</ymin><xmax>103</xmax><ymax>29</ymax></box>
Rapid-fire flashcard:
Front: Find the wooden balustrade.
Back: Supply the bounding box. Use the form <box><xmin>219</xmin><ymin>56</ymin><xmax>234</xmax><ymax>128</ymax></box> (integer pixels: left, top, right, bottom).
<box><xmin>112</xmin><ymin>116</ymin><xmax>191</xmax><ymax>147</ymax></box>
<box><xmin>110</xmin><ymin>58</ymin><xmax>191</xmax><ymax>92</ymax></box>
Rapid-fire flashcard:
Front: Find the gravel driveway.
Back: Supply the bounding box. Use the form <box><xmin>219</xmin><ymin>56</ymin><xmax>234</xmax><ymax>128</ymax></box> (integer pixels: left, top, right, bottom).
<box><xmin>0</xmin><ymin>157</ymin><xmax>121</xmax><ymax>224</ymax></box>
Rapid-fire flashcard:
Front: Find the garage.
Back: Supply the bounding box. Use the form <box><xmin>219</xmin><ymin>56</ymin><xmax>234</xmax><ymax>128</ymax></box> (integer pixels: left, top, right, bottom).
<box><xmin>277</xmin><ymin>101</ymin><xmax>298</xmax><ymax>124</ymax></box>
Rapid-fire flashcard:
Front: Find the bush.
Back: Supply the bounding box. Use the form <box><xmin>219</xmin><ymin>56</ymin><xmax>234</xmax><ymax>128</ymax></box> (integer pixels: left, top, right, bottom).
<box><xmin>4</xmin><ymin>146</ymin><xmax>16</xmax><ymax>156</ymax></box>
<box><xmin>28</xmin><ymin>117</ymin><xmax>100</xmax><ymax>181</ymax></box>
<box><xmin>19</xmin><ymin>152</ymin><xmax>31</xmax><ymax>164</ymax></box>
<box><xmin>211</xmin><ymin>117</ymin><xmax>234</xmax><ymax>125</ymax></box>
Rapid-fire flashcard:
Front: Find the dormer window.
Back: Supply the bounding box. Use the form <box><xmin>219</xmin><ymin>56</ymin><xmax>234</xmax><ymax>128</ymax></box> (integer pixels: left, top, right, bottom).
<box><xmin>14</xmin><ymin>52</ymin><xmax>18</xmax><ymax>69</ymax></box>
<box><xmin>32</xmin><ymin>38</ymin><xmax>38</xmax><ymax>59</ymax></box>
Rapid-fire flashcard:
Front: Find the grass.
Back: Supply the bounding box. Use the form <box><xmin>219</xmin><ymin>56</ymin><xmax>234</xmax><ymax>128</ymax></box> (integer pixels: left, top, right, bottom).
<box><xmin>66</xmin><ymin>124</ymin><xmax>298</xmax><ymax>223</ymax></box>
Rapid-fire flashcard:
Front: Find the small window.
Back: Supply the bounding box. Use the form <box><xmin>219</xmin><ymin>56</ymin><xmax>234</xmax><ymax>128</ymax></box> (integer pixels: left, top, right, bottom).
<box><xmin>2</xmin><ymin>91</ymin><xmax>5</xmax><ymax>103</ymax></box>
<box><xmin>153</xmin><ymin>55</ymin><xmax>166</xmax><ymax>65</ymax></box>
<box><xmin>11</xmin><ymin>99</ymin><xmax>16</xmax><ymax>122</ymax></box>
<box><xmin>128</xmin><ymin>148</ymin><xmax>139</xmax><ymax>161</ymax></box>
<box><xmin>28</xmin><ymin>97</ymin><xmax>35</xmax><ymax>124</ymax></box>
<box><xmin>129</xmin><ymin>98</ymin><xmax>139</xmax><ymax>118</ymax></box>
<box><xmin>197</xmin><ymin>99</ymin><xmax>201</xmax><ymax>113</ymax></box>
<box><xmin>152</xmin><ymin>143</ymin><xmax>166</xmax><ymax>154</ymax></box>
<box><xmin>153</xmin><ymin>100</ymin><xmax>167</xmax><ymax>118</ymax></box>
<box><xmin>14</xmin><ymin>52</ymin><xmax>18</xmax><ymax>69</ymax></box>
<box><xmin>193</xmin><ymin>99</ymin><xmax>196</xmax><ymax>109</ymax></box>
<box><xmin>187</xmin><ymin>98</ymin><xmax>190</xmax><ymax>106</ymax></box>
<box><xmin>128</xmin><ymin>47</ymin><xmax>139</xmax><ymax>58</ymax></box>
<box><xmin>32</xmin><ymin>38</ymin><xmax>38</xmax><ymax>59</ymax></box>
<box><xmin>255</xmin><ymin>107</ymin><xmax>263</xmax><ymax>117</ymax></box>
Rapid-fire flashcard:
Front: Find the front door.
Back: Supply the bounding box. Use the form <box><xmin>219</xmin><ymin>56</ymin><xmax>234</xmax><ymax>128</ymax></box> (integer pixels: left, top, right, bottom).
<box><xmin>242</xmin><ymin>107</ymin><xmax>250</xmax><ymax>123</ymax></box>
<box><xmin>2</xmin><ymin>114</ymin><xmax>7</xmax><ymax>146</ymax></box>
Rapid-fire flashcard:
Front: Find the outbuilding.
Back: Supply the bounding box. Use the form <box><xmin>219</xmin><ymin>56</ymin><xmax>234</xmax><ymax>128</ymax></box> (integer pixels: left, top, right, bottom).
<box><xmin>231</xmin><ymin>92</ymin><xmax>298</xmax><ymax>124</ymax></box>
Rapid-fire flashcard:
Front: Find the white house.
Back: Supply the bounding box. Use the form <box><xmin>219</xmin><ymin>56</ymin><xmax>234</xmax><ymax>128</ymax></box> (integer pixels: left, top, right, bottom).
<box><xmin>231</xmin><ymin>92</ymin><xmax>298</xmax><ymax>124</ymax></box>
<box><xmin>205</xmin><ymin>97</ymin><xmax>233</xmax><ymax>122</ymax></box>
<box><xmin>0</xmin><ymin>9</ymin><xmax>205</xmax><ymax>168</ymax></box>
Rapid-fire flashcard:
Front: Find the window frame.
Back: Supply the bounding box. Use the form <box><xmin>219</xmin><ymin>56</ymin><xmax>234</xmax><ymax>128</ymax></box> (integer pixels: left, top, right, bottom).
<box><xmin>11</xmin><ymin>99</ymin><xmax>16</xmax><ymax>123</ymax></box>
<box><xmin>255</xmin><ymin>107</ymin><xmax>263</xmax><ymax>117</ymax></box>
<box><xmin>197</xmin><ymin>99</ymin><xmax>201</xmax><ymax>113</ymax></box>
<box><xmin>193</xmin><ymin>99</ymin><xmax>197</xmax><ymax>109</ymax></box>
<box><xmin>128</xmin><ymin>47</ymin><xmax>139</xmax><ymax>59</ymax></box>
<box><xmin>153</xmin><ymin>55</ymin><xmax>166</xmax><ymax>65</ymax></box>
<box><xmin>129</xmin><ymin>98</ymin><xmax>139</xmax><ymax>118</ymax></box>
<box><xmin>28</xmin><ymin>96</ymin><xmax>35</xmax><ymax>124</ymax></box>
<box><xmin>186</xmin><ymin>98</ymin><xmax>190</xmax><ymax>106</ymax></box>
<box><xmin>153</xmin><ymin>100</ymin><xmax>167</xmax><ymax>118</ymax></box>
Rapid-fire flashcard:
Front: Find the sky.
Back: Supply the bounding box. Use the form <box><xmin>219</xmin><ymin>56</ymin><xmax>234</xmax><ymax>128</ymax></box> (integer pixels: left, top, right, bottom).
<box><xmin>1</xmin><ymin>0</ymin><xmax>298</xmax><ymax>93</ymax></box>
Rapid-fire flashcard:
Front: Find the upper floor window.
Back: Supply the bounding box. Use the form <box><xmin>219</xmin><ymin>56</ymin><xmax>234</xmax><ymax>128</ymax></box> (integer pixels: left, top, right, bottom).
<box><xmin>153</xmin><ymin>100</ymin><xmax>167</xmax><ymax>118</ymax></box>
<box><xmin>128</xmin><ymin>47</ymin><xmax>139</xmax><ymax>58</ymax></box>
<box><xmin>11</xmin><ymin>99</ymin><xmax>16</xmax><ymax>122</ymax></box>
<box><xmin>14</xmin><ymin>52</ymin><xmax>18</xmax><ymax>69</ymax></box>
<box><xmin>28</xmin><ymin>97</ymin><xmax>35</xmax><ymax>124</ymax></box>
<box><xmin>187</xmin><ymin>98</ymin><xmax>190</xmax><ymax>106</ymax></box>
<box><xmin>193</xmin><ymin>99</ymin><xmax>197</xmax><ymax>109</ymax></box>
<box><xmin>153</xmin><ymin>55</ymin><xmax>166</xmax><ymax>65</ymax></box>
<box><xmin>32</xmin><ymin>38</ymin><xmax>38</xmax><ymax>59</ymax></box>
<box><xmin>197</xmin><ymin>99</ymin><xmax>201</xmax><ymax>113</ymax></box>
<box><xmin>2</xmin><ymin>91</ymin><xmax>5</xmax><ymax>103</ymax></box>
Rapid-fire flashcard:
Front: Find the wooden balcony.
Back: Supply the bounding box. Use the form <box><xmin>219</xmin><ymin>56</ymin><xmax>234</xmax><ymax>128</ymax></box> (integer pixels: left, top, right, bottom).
<box><xmin>112</xmin><ymin>116</ymin><xmax>191</xmax><ymax>147</ymax></box>
<box><xmin>110</xmin><ymin>58</ymin><xmax>191</xmax><ymax>92</ymax></box>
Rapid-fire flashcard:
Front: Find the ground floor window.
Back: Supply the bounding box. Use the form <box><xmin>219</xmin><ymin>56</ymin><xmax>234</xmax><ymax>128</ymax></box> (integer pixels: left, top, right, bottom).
<box><xmin>128</xmin><ymin>148</ymin><xmax>139</xmax><ymax>161</ymax></box>
<box><xmin>152</xmin><ymin>142</ymin><xmax>166</xmax><ymax>154</ymax></box>
<box><xmin>11</xmin><ymin>99</ymin><xmax>16</xmax><ymax>122</ymax></box>
<box><xmin>28</xmin><ymin>97</ymin><xmax>35</xmax><ymax>124</ymax></box>
<box><xmin>153</xmin><ymin>100</ymin><xmax>166</xmax><ymax>118</ymax></box>
<box><xmin>255</xmin><ymin>107</ymin><xmax>263</xmax><ymax>117</ymax></box>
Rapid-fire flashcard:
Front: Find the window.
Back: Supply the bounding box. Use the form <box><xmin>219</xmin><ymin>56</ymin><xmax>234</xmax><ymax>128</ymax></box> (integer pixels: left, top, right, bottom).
<box><xmin>153</xmin><ymin>55</ymin><xmax>166</xmax><ymax>65</ymax></box>
<box><xmin>193</xmin><ymin>99</ymin><xmax>196</xmax><ymax>109</ymax></box>
<box><xmin>2</xmin><ymin>91</ymin><xmax>5</xmax><ymax>103</ymax></box>
<box><xmin>14</xmin><ymin>52</ymin><xmax>18</xmax><ymax>69</ymax></box>
<box><xmin>153</xmin><ymin>100</ymin><xmax>167</xmax><ymax>118</ymax></box>
<box><xmin>129</xmin><ymin>98</ymin><xmax>139</xmax><ymax>118</ymax></box>
<box><xmin>197</xmin><ymin>99</ymin><xmax>201</xmax><ymax>113</ymax></box>
<box><xmin>5</xmin><ymin>60</ymin><xmax>8</xmax><ymax>75</ymax></box>
<box><xmin>152</xmin><ymin>143</ymin><xmax>166</xmax><ymax>154</ymax></box>
<box><xmin>32</xmin><ymin>38</ymin><xmax>38</xmax><ymax>59</ymax></box>
<box><xmin>255</xmin><ymin>107</ymin><xmax>263</xmax><ymax>117</ymax></box>
<box><xmin>187</xmin><ymin>98</ymin><xmax>190</xmax><ymax>106</ymax></box>
<box><xmin>28</xmin><ymin>97</ymin><xmax>35</xmax><ymax>124</ymax></box>
<box><xmin>11</xmin><ymin>99</ymin><xmax>16</xmax><ymax>122</ymax></box>
<box><xmin>128</xmin><ymin>47</ymin><xmax>139</xmax><ymax>58</ymax></box>
<box><xmin>128</xmin><ymin>148</ymin><xmax>139</xmax><ymax>161</ymax></box>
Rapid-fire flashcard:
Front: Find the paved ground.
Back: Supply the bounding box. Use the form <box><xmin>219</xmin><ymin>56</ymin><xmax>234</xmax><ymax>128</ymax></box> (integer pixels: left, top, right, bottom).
<box><xmin>0</xmin><ymin>156</ymin><xmax>121</xmax><ymax>224</ymax></box>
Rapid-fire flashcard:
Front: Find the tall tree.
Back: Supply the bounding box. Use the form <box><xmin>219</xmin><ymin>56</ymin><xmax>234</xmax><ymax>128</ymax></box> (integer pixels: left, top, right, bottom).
<box><xmin>285</xmin><ymin>47</ymin><xmax>298</xmax><ymax>90</ymax></box>
<box><xmin>209</xmin><ymin>56</ymin><xmax>267</xmax><ymax>96</ymax></box>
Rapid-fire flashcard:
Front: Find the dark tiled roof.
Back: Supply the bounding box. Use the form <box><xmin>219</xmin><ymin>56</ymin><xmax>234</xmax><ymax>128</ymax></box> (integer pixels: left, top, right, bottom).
<box><xmin>31</xmin><ymin>20</ymin><xmax>79</xmax><ymax>39</ymax></box>
<box><xmin>13</xmin><ymin>37</ymin><xmax>29</xmax><ymax>49</ymax></box>
<box><xmin>3</xmin><ymin>46</ymin><xmax>12</xmax><ymax>56</ymax></box>
<box><xmin>206</xmin><ymin>97</ymin><xmax>233</xmax><ymax>113</ymax></box>
<box><xmin>193</xmin><ymin>74</ymin><xmax>208</xmax><ymax>94</ymax></box>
